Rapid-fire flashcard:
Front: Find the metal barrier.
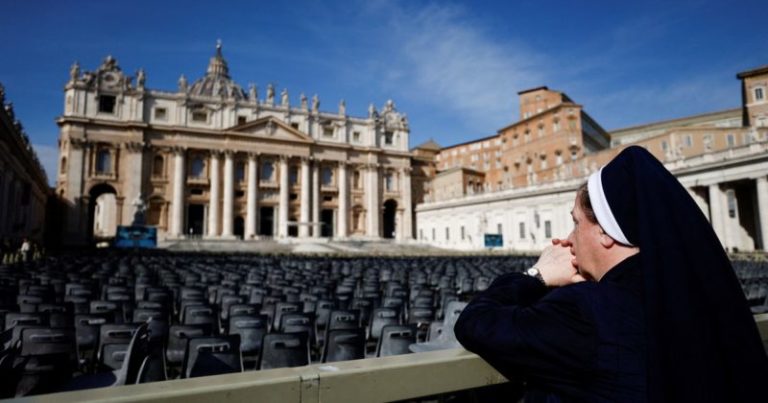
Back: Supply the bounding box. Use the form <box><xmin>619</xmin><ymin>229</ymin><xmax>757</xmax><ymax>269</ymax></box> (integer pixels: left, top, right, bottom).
<box><xmin>13</xmin><ymin>314</ymin><xmax>768</xmax><ymax>403</ymax></box>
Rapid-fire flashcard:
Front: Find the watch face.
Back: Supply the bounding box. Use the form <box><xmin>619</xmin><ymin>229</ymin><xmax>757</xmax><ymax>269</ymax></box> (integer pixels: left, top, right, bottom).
<box><xmin>527</xmin><ymin>268</ymin><xmax>539</xmax><ymax>276</ymax></box>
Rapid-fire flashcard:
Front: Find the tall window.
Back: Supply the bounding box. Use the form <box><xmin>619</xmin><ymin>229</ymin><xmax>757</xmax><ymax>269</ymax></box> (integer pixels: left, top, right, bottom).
<box><xmin>353</xmin><ymin>171</ymin><xmax>361</xmax><ymax>189</ymax></box>
<box><xmin>726</xmin><ymin>189</ymin><xmax>737</xmax><ymax>218</ymax></box>
<box><xmin>727</xmin><ymin>134</ymin><xmax>735</xmax><ymax>147</ymax></box>
<box><xmin>384</xmin><ymin>131</ymin><xmax>394</xmax><ymax>145</ymax></box>
<box><xmin>98</xmin><ymin>95</ymin><xmax>116</xmax><ymax>114</ymax></box>
<box><xmin>385</xmin><ymin>173</ymin><xmax>394</xmax><ymax>192</ymax></box>
<box><xmin>755</xmin><ymin>87</ymin><xmax>765</xmax><ymax>102</ymax></box>
<box><xmin>322</xmin><ymin>167</ymin><xmax>334</xmax><ymax>186</ymax></box>
<box><xmin>445</xmin><ymin>227</ymin><xmax>450</xmax><ymax>241</ymax></box>
<box><xmin>461</xmin><ymin>226</ymin><xmax>465</xmax><ymax>240</ymax></box>
<box><xmin>236</xmin><ymin>162</ymin><xmax>246</xmax><ymax>182</ymax></box>
<box><xmin>497</xmin><ymin>223</ymin><xmax>503</xmax><ymax>235</ymax></box>
<box><xmin>60</xmin><ymin>157</ymin><xmax>67</xmax><ymax>175</ymax></box>
<box><xmin>152</xmin><ymin>155</ymin><xmax>164</xmax><ymax>177</ymax></box>
<box><xmin>544</xmin><ymin>220</ymin><xmax>552</xmax><ymax>239</ymax></box>
<box><xmin>190</xmin><ymin>157</ymin><xmax>204</xmax><ymax>178</ymax></box>
<box><xmin>96</xmin><ymin>149</ymin><xmax>111</xmax><ymax>174</ymax></box>
<box><xmin>261</xmin><ymin>161</ymin><xmax>274</xmax><ymax>181</ymax></box>
<box><xmin>289</xmin><ymin>166</ymin><xmax>298</xmax><ymax>185</ymax></box>
<box><xmin>519</xmin><ymin>222</ymin><xmax>526</xmax><ymax>240</ymax></box>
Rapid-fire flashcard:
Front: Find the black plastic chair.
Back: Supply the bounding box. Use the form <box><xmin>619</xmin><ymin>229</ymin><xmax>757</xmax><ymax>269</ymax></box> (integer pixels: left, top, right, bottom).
<box><xmin>376</xmin><ymin>324</ymin><xmax>416</xmax><ymax>357</ymax></box>
<box><xmin>322</xmin><ymin>328</ymin><xmax>365</xmax><ymax>363</ymax></box>
<box><xmin>181</xmin><ymin>335</ymin><xmax>242</xmax><ymax>378</ymax></box>
<box><xmin>259</xmin><ymin>332</ymin><xmax>310</xmax><ymax>370</ymax></box>
<box><xmin>369</xmin><ymin>307</ymin><xmax>400</xmax><ymax>341</ymax></box>
<box><xmin>166</xmin><ymin>324</ymin><xmax>212</xmax><ymax>367</ymax></box>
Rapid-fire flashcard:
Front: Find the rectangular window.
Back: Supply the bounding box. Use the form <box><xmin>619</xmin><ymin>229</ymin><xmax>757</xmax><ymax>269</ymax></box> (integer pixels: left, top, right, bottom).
<box><xmin>290</xmin><ymin>122</ymin><xmax>299</xmax><ymax>130</ymax></box>
<box><xmin>445</xmin><ymin>227</ymin><xmax>450</xmax><ymax>241</ymax></box>
<box><xmin>237</xmin><ymin>116</ymin><xmax>247</xmax><ymax>125</ymax></box>
<box><xmin>755</xmin><ymin>87</ymin><xmax>765</xmax><ymax>101</ymax></box>
<box><xmin>432</xmin><ymin>228</ymin><xmax>436</xmax><ymax>241</ymax></box>
<box><xmin>323</xmin><ymin>126</ymin><xmax>334</xmax><ymax>138</ymax></box>
<box><xmin>727</xmin><ymin>134</ymin><xmax>735</xmax><ymax>147</ymax></box>
<box><xmin>384</xmin><ymin>131</ymin><xmax>394</xmax><ymax>145</ymax></box>
<box><xmin>98</xmin><ymin>95</ymin><xmax>116</xmax><ymax>114</ymax></box>
<box><xmin>192</xmin><ymin>111</ymin><xmax>208</xmax><ymax>122</ymax></box>
<box><xmin>419</xmin><ymin>229</ymin><xmax>424</xmax><ymax>240</ymax></box>
<box><xmin>685</xmin><ymin>135</ymin><xmax>692</xmax><ymax>148</ymax></box>
<box><xmin>352</xmin><ymin>131</ymin><xmax>361</xmax><ymax>142</ymax></box>
<box><xmin>497</xmin><ymin>223</ymin><xmax>502</xmax><ymax>235</ymax></box>
<box><xmin>519</xmin><ymin>222</ymin><xmax>526</xmax><ymax>240</ymax></box>
<box><xmin>661</xmin><ymin>141</ymin><xmax>668</xmax><ymax>152</ymax></box>
<box><xmin>544</xmin><ymin>220</ymin><xmax>552</xmax><ymax>238</ymax></box>
<box><xmin>461</xmin><ymin>226</ymin><xmax>465</xmax><ymax>240</ymax></box>
<box><xmin>726</xmin><ymin>189</ymin><xmax>737</xmax><ymax>218</ymax></box>
<box><xmin>154</xmin><ymin>107</ymin><xmax>167</xmax><ymax>120</ymax></box>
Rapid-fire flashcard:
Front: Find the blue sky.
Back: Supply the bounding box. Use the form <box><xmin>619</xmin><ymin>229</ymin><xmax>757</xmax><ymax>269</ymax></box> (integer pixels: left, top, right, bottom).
<box><xmin>1</xmin><ymin>0</ymin><xmax>766</xmax><ymax>185</ymax></box>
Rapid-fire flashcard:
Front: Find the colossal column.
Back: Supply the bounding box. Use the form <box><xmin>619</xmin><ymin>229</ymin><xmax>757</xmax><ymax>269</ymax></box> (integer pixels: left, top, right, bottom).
<box><xmin>366</xmin><ymin>164</ymin><xmax>380</xmax><ymax>237</ymax></box>
<box><xmin>278</xmin><ymin>156</ymin><xmax>289</xmax><ymax>237</ymax></box>
<box><xmin>312</xmin><ymin>160</ymin><xmax>320</xmax><ymax>237</ymax></box>
<box><xmin>245</xmin><ymin>153</ymin><xmax>258</xmax><ymax>239</ymax></box>
<box><xmin>207</xmin><ymin>151</ymin><xmax>221</xmax><ymax>237</ymax></box>
<box><xmin>222</xmin><ymin>150</ymin><xmax>234</xmax><ymax>237</ymax></box>
<box><xmin>401</xmin><ymin>167</ymin><xmax>413</xmax><ymax>240</ymax></box>
<box><xmin>299</xmin><ymin>157</ymin><xmax>311</xmax><ymax>237</ymax></box>
<box><xmin>170</xmin><ymin>147</ymin><xmax>186</xmax><ymax>237</ymax></box>
<box><xmin>337</xmin><ymin>161</ymin><xmax>348</xmax><ymax>238</ymax></box>
<box><xmin>708</xmin><ymin>183</ymin><xmax>725</xmax><ymax>249</ymax></box>
<box><xmin>756</xmin><ymin>176</ymin><xmax>768</xmax><ymax>251</ymax></box>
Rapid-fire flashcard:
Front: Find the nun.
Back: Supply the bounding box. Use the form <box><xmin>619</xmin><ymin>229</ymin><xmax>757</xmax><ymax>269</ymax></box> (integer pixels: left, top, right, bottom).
<box><xmin>454</xmin><ymin>145</ymin><xmax>768</xmax><ymax>402</ymax></box>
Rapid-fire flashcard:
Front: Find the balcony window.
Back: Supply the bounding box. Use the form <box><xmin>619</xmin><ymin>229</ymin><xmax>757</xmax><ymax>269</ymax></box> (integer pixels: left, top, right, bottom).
<box><xmin>98</xmin><ymin>95</ymin><xmax>116</xmax><ymax>114</ymax></box>
<box><xmin>96</xmin><ymin>149</ymin><xmax>111</xmax><ymax>174</ymax></box>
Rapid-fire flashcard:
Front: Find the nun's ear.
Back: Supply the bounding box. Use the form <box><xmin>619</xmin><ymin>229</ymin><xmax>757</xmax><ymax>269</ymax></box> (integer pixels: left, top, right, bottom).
<box><xmin>598</xmin><ymin>228</ymin><xmax>616</xmax><ymax>248</ymax></box>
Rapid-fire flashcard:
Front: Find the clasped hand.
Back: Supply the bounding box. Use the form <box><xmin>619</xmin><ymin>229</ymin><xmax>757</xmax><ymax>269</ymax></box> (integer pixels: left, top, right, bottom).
<box><xmin>534</xmin><ymin>239</ymin><xmax>586</xmax><ymax>286</ymax></box>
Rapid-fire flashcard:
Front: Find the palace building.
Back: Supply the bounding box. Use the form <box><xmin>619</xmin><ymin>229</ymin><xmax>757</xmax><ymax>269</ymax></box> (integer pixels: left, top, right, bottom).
<box><xmin>416</xmin><ymin>65</ymin><xmax>768</xmax><ymax>253</ymax></box>
<box><xmin>56</xmin><ymin>43</ymin><xmax>413</xmax><ymax>245</ymax></box>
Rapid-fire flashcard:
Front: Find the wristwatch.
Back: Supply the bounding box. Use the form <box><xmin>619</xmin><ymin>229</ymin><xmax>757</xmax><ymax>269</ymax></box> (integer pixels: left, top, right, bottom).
<box><xmin>526</xmin><ymin>267</ymin><xmax>546</xmax><ymax>286</ymax></box>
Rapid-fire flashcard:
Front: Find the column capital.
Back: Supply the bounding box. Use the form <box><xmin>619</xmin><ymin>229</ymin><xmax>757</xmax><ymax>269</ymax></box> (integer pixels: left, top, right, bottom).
<box><xmin>247</xmin><ymin>151</ymin><xmax>260</xmax><ymax>161</ymax></box>
<box><xmin>209</xmin><ymin>149</ymin><xmax>223</xmax><ymax>158</ymax></box>
<box><xmin>70</xmin><ymin>138</ymin><xmax>89</xmax><ymax>150</ymax></box>
<box><xmin>278</xmin><ymin>154</ymin><xmax>290</xmax><ymax>163</ymax></box>
<box><xmin>170</xmin><ymin>146</ymin><xmax>187</xmax><ymax>155</ymax></box>
<box><xmin>223</xmin><ymin>149</ymin><xmax>236</xmax><ymax>157</ymax></box>
<box><xmin>122</xmin><ymin>141</ymin><xmax>146</xmax><ymax>153</ymax></box>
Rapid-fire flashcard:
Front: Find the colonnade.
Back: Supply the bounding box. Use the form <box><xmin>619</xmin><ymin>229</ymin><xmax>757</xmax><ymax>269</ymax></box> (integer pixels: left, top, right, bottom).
<box><xmin>167</xmin><ymin>148</ymin><xmax>413</xmax><ymax>240</ymax></box>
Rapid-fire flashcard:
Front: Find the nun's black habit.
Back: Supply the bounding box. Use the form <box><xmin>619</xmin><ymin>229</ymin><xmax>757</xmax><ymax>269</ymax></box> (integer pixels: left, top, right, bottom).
<box><xmin>455</xmin><ymin>146</ymin><xmax>768</xmax><ymax>402</ymax></box>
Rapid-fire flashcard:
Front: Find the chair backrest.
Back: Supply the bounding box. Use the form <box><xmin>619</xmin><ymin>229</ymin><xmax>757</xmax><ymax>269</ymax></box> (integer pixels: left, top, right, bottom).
<box><xmin>228</xmin><ymin>314</ymin><xmax>268</xmax><ymax>355</ymax></box>
<box><xmin>98</xmin><ymin>323</ymin><xmax>139</xmax><ymax>366</ymax></box>
<box><xmin>5</xmin><ymin>312</ymin><xmax>48</xmax><ymax>330</ymax></box>
<box><xmin>182</xmin><ymin>304</ymin><xmax>218</xmax><ymax>332</ymax></box>
<box><xmin>327</xmin><ymin>309</ymin><xmax>360</xmax><ymax>332</ymax></box>
<box><xmin>376</xmin><ymin>324</ymin><xmax>416</xmax><ymax>357</ymax></box>
<box><xmin>273</xmin><ymin>302</ymin><xmax>301</xmax><ymax>330</ymax></box>
<box><xmin>228</xmin><ymin>303</ymin><xmax>259</xmax><ymax>319</ymax></box>
<box><xmin>258</xmin><ymin>332</ymin><xmax>309</xmax><ymax>370</ymax></box>
<box><xmin>166</xmin><ymin>324</ymin><xmax>211</xmax><ymax>365</ymax></box>
<box><xmin>322</xmin><ymin>328</ymin><xmax>365</xmax><ymax>363</ymax></box>
<box><xmin>20</xmin><ymin>327</ymin><xmax>77</xmax><ymax>358</ymax></box>
<box><xmin>74</xmin><ymin>313</ymin><xmax>110</xmax><ymax>351</ymax></box>
<box><xmin>182</xmin><ymin>335</ymin><xmax>242</xmax><ymax>378</ymax></box>
<box><xmin>407</xmin><ymin>307</ymin><xmax>434</xmax><ymax>325</ymax></box>
<box><xmin>113</xmin><ymin>321</ymin><xmax>151</xmax><ymax>386</ymax></box>
<box><xmin>369</xmin><ymin>307</ymin><xmax>400</xmax><ymax>341</ymax></box>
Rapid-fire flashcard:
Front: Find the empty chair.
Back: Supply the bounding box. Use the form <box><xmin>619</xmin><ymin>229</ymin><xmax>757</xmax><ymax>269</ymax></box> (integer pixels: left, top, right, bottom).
<box><xmin>376</xmin><ymin>324</ymin><xmax>417</xmax><ymax>357</ymax></box>
<box><xmin>368</xmin><ymin>307</ymin><xmax>400</xmax><ymax>341</ymax></box>
<box><xmin>182</xmin><ymin>335</ymin><xmax>242</xmax><ymax>378</ymax></box>
<box><xmin>407</xmin><ymin>307</ymin><xmax>435</xmax><ymax>326</ymax></box>
<box><xmin>227</xmin><ymin>303</ymin><xmax>259</xmax><ymax>319</ymax></box>
<box><xmin>166</xmin><ymin>324</ymin><xmax>212</xmax><ymax>367</ymax></box>
<box><xmin>74</xmin><ymin>314</ymin><xmax>110</xmax><ymax>362</ymax></box>
<box><xmin>228</xmin><ymin>314</ymin><xmax>268</xmax><ymax>364</ymax></box>
<box><xmin>259</xmin><ymin>332</ymin><xmax>310</xmax><ymax>370</ymax></box>
<box><xmin>322</xmin><ymin>328</ymin><xmax>365</xmax><ymax>363</ymax></box>
<box><xmin>89</xmin><ymin>300</ymin><xmax>124</xmax><ymax>323</ymax></box>
<box><xmin>182</xmin><ymin>304</ymin><xmax>218</xmax><ymax>333</ymax></box>
<box><xmin>15</xmin><ymin>327</ymin><xmax>78</xmax><ymax>396</ymax></box>
<box><xmin>273</xmin><ymin>302</ymin><xmax>301</xmax><ymax>331</ymax></box>
<box><xmin>98</xmin><ymin>323</ymin><xmax>139</xmax><ymax>371</ymax></box>
<box><xmin>410</xmin><ymin>301</ymin><xmax>467</xmax><ymax>353</ymax></box>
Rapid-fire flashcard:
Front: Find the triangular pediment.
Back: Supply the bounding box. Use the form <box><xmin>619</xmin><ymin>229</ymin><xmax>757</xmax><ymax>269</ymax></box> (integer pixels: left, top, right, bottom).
<box><xmin>227</xmin><ymin>116</ymin><xmax>315</xmax><ymax>144</ymax></box>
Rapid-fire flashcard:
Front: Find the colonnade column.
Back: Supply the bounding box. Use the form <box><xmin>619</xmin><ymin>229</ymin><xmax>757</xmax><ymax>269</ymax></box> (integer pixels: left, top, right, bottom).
<box><xmin>278</xmin><ymin>156</ymin><xmax>289</xmax><ymax>237</ymax></box>
<box><xmin>207</xmin><ymin>151</ymin><xmax>221</xmax><ymax>237</ymax></box>
<box><xmin>337</xmin><ymin>161</ymin><xmax>348</xmax><ymax>238</ymax></box>
<box><xmin>170</xmin><ymin>147</ymin><xmax>186</xmax><ymax>237</ymax></box>
<box><xmin>245</xmin><ymin>153</ymin><xmax>259</xmax><ymax>239</ymax></box>
<box><xmin>708</xmin><ymin>183</ymin><xmax>725</xmax><ymax>248</ymax></box>
<box><xmin>757</xmin><ymin>176</ymin><xmax>768</xmax><ymax>251</ymax></box>
<box><xmin>366</xmin><ymin>164</ymin><xmax>380</xmax><ymax>237</ymax></box>
<box><xmin>401</xmin><ymin>167</ymin><xmax>413</xmax><ymax>240</ymax></box>
<box><xmin>312</xmin><ymin>160</ymin><xmax>320</xmax><ymax>237</ymax></box>
<box><xmin>299</xmin><ymin>157</ymin><xmax>311</xmax><ymax>237</ymax></box>
<box><xmin>222</xmin><ymin>150</ymin><xmax>234</xmax><ymax>238</ymax></box>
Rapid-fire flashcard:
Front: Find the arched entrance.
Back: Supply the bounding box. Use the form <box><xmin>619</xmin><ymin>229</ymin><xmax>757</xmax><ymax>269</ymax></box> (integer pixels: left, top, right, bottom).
<box><xmin>383</xmin><ymin>199</ymin><xmax>397</xmax><ymax>239</ymax></box>
<box><xmin>88</xmin><ymin>183</ymin><xmax>118</xmax><ymax>241</ymax></box>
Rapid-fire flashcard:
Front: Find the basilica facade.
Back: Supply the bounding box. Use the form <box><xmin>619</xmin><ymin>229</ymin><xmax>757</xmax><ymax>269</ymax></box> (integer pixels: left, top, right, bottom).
<box><xmin>56</xmin><ymin>44</ymin><xmax>413</xmax><ymax>245</ymax></box>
